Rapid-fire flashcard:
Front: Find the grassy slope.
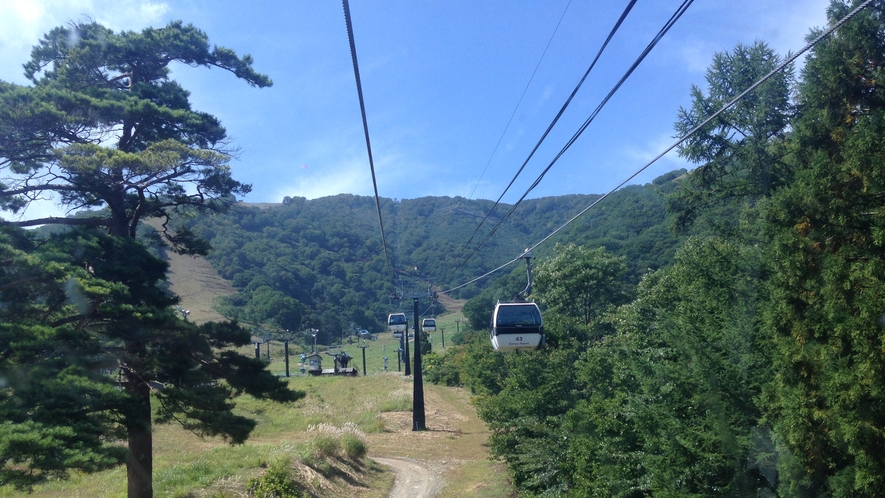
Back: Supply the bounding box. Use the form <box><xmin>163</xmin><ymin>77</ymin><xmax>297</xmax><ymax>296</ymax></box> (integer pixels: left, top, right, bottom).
<box><xmin>162</xmin><ymin>245</ymin><xmax>235</xmax><ymax>324</ymax></box>
<box><xmin>0</xmin><ymin>239</ymin><xmax>512</xmax><ymax>497</ymax></box>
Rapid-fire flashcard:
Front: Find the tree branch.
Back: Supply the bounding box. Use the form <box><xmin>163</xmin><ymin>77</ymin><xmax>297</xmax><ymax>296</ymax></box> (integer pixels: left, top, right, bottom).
<box><xmin>1</xmin><ymin>216</ymin><xmax>107</xmax><ymax>228</ymax></box>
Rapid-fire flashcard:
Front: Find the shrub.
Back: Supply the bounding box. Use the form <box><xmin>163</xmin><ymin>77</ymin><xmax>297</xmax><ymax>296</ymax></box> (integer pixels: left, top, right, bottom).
<box><xmin>423</xmin><ymin>351</ymin><xmax>463</xmax><ymax>387</ymax></box>
<box><xmin>300</xmin><ymin>423</ymin><xmax>368</xmax><ymax>467</ymax></box>
<box><xmin>246</xmin><ymin>457</ymin><xmax>303</xmax><ymax>498</ymax></box>
<box><xmin>341</xmin><ymin>433</ymin><xmax>367</xmax><ymax>460</ymax></box>
<box><xmin>308</xmin><ymin>435</ymin><xmax>340</xmax><ymax>460</ymax></box>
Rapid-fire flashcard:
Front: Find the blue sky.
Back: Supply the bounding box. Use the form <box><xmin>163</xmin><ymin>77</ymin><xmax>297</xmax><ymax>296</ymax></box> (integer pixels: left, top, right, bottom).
<box><xmin>1</xmin><ymin>0</ymin><xmax>829</xmax><ymax>213</ymax></box>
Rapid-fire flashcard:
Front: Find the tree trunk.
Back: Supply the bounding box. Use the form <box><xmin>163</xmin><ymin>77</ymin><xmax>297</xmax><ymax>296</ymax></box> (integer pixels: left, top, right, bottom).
<box><xmin>125</xmin><ymin>346</ymin><xmax>153</xmax><ymax>498</ymax></box>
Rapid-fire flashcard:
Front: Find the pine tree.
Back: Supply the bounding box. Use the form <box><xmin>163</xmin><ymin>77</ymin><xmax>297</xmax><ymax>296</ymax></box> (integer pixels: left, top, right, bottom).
<box><xmin>0</xmin><ymin>21</ymin><xmax>302</xmax><ymax>497</ymax></box>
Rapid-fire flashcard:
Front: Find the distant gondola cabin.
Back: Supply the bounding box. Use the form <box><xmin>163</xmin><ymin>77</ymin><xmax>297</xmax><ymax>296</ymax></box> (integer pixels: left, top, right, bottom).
<box><xmin>490</xmin><ymin>302</ymin><xmax>545</xmax><ymax>352</ymax></box>
<box><xmin>306</xmin><ymin>353</ymin><xmax>323</xmax><ymax>375</ymax></box>
<box><xmin>388</xmin><ymin>313</ymin><xmax>407</xmax><ymax>337</ymax></box>
<box><xmin>421</xmin><ymin>318</ymin><xmax>437</xmax><ymax>332</ymax></box>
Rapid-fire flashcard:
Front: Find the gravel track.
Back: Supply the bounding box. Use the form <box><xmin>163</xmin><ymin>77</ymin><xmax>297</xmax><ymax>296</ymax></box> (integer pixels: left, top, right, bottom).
<box><xmin>372</xmin><ymin>456</ymin><xmax>443</xmax><ymax>498</ymax></box>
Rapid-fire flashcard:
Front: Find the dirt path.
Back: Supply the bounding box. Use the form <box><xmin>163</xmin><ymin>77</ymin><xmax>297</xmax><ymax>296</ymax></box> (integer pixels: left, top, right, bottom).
<box><xmin>372</xmin><ymin>457</ymin><xmax>443</xmax><ymax>498</ymax></box>
<box><xmin>364</xmin><ymin>384</ymin><xmax>512</xmax><ymax>497</ymax></box>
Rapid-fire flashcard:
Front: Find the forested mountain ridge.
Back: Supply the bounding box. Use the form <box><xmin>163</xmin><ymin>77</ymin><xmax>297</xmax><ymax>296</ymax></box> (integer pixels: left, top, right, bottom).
<box><xmin>178</xmin><ymin>170</ymin><xmax>687</xmax><ymax>338</ymax></box>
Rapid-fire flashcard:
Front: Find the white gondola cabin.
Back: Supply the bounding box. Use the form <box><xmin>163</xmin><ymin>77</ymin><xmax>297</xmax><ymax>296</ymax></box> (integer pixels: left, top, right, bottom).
<box><xmin>421</xmin><ymin>318</ymin><xmax>437</xmax><ymax>332</ymax></box>
<box><xmin>388</xmin><ymin>313</ymin><xmax>407</xmax><ymax>338</ymax></box>
<box><xmin>490</xmin><ymin>302</ymin><xmax>545</xmax><ymax>352</ymax></box>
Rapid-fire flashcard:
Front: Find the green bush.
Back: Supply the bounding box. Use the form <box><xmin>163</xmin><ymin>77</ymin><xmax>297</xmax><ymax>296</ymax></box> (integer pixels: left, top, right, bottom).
<box><xmin>423</xmin><ymin>351</ymin><xmax>462</xmax><ymax>387</ymax></box>
<box><xmin>305</xmin><ymin>435</ymin><xmax>340</xmax><ymax>462</ymax></box>
<box><xmin>341</xmin><ymin>433</ymin><xmax>367</xmax><ymax>460</ymax></box>
<box><xmin>449</xmin><ymin>331</ymin><xmax>467</xmax><ymax>345</ymax></box>
<box><xmin>246</xmin><ymin>458</ymin><xmax>303</xmax><ymax>498</ymax></box>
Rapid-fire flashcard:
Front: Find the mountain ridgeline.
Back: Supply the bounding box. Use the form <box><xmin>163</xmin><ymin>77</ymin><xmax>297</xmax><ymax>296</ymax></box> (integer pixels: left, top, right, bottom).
<box><xmin>179</xmin><ymin>169</ymin><xmax>687</xmax><ymax>338</ymax></box>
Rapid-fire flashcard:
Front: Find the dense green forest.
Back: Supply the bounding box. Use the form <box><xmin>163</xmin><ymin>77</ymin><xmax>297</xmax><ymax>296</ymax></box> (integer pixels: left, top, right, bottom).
<box><xmin>424</xmin><ymin>2</ymin><xmax>885</xmax><ymax>496</ymax></box>
<box><xmin>178</xmin><ymin>175</ymin><xmax>686</xmax><ymax>343</ymax></box>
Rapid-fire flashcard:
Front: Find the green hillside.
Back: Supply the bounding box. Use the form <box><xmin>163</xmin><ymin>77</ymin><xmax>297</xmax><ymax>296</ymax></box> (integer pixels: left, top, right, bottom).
<box><xmin>178</xmin><ymin>170</ymin><xmax>686</xmax><ymax>342</ymax></box>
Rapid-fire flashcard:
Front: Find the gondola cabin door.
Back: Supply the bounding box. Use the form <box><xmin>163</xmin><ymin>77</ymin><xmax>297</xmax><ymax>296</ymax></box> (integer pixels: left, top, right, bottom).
<box><xmin>490</xmin><ymin>302</ymin><xmax>544</xmax><ymax>352</ymax></box>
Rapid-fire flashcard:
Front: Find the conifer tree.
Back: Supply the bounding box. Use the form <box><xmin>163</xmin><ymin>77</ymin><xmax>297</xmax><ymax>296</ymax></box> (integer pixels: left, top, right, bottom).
<box><xmin>668</xmin><ymin>40</ymin><xmax>795</xmax><ymax>233</ymax></box>
<box><xmin>0</xmin><ymin>21</ymin><xmax>302</xmax><ymax>497</ymax></box>
<box><xmin>761</xmin><ymin>1</ymin><xmax>885</xmax><ymax>494</ymax></box>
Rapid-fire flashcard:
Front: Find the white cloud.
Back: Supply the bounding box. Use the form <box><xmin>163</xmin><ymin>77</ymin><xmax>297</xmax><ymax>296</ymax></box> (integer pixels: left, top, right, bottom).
<box><xmin>624</xmin><ymin>131</ymin><xmax>691</xmax><ymax>173</ymax></box>
<box><xmin>679</xmin><ymin>41</ymin><xmax>719</xmax><ymax>75</ymax></box>
<box><xmin>90</xmin><ymin>0</ymin><xmax>170</xmax><ymax>30</ymax></box>
<box><xmin>269</xmin><ymin>156</ymin><xmax>375</xmax><ymax>201</ymax></box>
<box><xmin>760</xmin><ymin>1</ymin><xmax>830</xmax><ymax>55</ymax></box>
<box><xmin>671</xmin><ymin>1</ymin><xmax>830</xmax><ymax>79</ymax></box>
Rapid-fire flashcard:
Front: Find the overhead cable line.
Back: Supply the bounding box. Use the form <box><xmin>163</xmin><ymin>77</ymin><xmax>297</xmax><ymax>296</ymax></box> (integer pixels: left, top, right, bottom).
<box><xmin>449</xmin><ymin>0</ymin><xmax>638</xmax><ymax>271</ymax></box>
<box><xmin>466</xmin><ymin>0</ymin><xmax>574</xmax><ymax>201</ymax></box>
<box><xmin>459</xmin><ymin>0</ymin><xmax>692</xmax><ymax>268</ymax></box>
<box><xmin>441</xmin><ymin>253</ymin><xmax>526</xmax><ymax>295</ymax></box>
<box><xmin>440</xmin><ymin>0</ymin><xmax>874</xmax><ymax>295</ymax></box>
<box><xmin>342</xmin><ymin>0</ymin><xmax>394</xmax><ymax>281</ymax></box>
